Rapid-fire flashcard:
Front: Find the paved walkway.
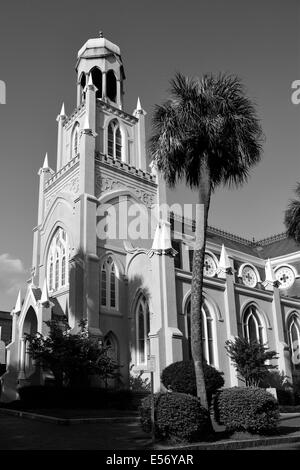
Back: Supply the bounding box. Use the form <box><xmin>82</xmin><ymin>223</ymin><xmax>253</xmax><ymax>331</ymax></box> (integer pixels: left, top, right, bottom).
<box><xmin>1</xmin><ymin>412</ymin><xmax>300</xmax><ymax>450</ymax></box>
<box><xmin>0</xmin><ymin>413</ymin><xmax>151</xmax><ymax>450</ymax></box>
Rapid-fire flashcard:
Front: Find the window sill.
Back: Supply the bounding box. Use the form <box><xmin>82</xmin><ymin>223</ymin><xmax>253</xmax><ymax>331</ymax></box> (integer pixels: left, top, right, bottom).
<box><xmin>49</xmin><ymin>285</ymin><xmax>69</xmax><ymax>297</ymax></box>
<box><xmin>100</xmin><ymin>307</ymin><xmax>122</xmax><ymax>317</ymax></box>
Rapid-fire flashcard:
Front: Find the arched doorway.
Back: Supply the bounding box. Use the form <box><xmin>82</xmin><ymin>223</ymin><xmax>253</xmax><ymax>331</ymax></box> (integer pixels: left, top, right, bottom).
<box><xmin>21</xmin><ymin>307</ymin><xmax>38</xmax><ymax>378</ymax></box>
<box><xmin>104</xmin><ymin>332</ymin><xmax>119</xmax><ymax>388</ymax></box>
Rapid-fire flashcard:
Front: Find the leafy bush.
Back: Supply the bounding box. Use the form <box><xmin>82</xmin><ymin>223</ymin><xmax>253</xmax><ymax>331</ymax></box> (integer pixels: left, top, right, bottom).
<box><xmin>26</xmin><ymin>318</ymin><xmax>120</xmax><ymax>387</ymax></box>
<box><xmin>260</xmin><ymin>370</ymin><xmax>295</xmax><ymax>405</ymax></box>
<box><xmin>225</xmin><ymin>337</ymin><xmax>278</xmax><ymax>387</ymax></box>
<box><xmin>214</xmin><ymin>387</ymin><xmax>280</xmax><ymax>434</ymax></box>
<box><xmin>140</xmin><ymin>392</ymin><xmax>210</xmax><ymax>443</ymax></box>
<box><xmin>161</xmin><ymin>361</ymin><xmax>224</xmax><ymax>405</ymax></box>
<box><xmin>129</xmin><ymin>365</ymin><xmax>151</xmax><ymax>392</ymax></box>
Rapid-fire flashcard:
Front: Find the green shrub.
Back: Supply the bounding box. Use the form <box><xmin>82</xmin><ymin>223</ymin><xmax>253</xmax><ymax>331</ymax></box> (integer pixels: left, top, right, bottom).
<box><xmin>140</xmin><ymin>392</ymin><xmax>210</xmax><ymax>443</ymax></box>
<box><xmin>214</xmin><ymin>387</ymin><xmax>280</xmax><ymax>434</ymax></box>
<box><xmin>161</xmin><ymin>361</ymin><xmax>224</xmax><ymax>404</ymax></box>
<box><xmin>260</xmin><ymin>371</ymin><xmax>295</xmax><ymax>405</ymax></box>
<box><xmin>225</xmin><ymin>337</ymin><xmax>278</xmax><ymax>387</ymax></box>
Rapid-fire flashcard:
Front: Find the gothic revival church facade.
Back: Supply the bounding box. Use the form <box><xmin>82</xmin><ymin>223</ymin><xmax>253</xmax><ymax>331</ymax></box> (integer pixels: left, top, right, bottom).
<box><xmin>2</xmin><ymin>34</ymin><xmax>300</xmax><ymax>401</ymax></box>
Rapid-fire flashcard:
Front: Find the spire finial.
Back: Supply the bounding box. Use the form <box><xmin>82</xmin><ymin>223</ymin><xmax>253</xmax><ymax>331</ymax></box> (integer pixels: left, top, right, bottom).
<box><xmin>99</xmin><ymin>31</ymin><xmax>104</xmax><ymax>38</ymax></box>
<box><xmin>88</xmin><ymin>73</ymin><xmax>94</xmax><ymax>86</ymax></box>
<box><xmin>134</xmin><ymin>97</ymin><xmax>147</xmax><ymax>117</ymax></box>
<box><xmin>60</xmin><ymin>102</ymin><xmax>66</xmax><ymax>116</ymax></box>
<box><xmin>14</xmin><ymin>290</ymin><xmax>22</xmax><ymax>314</ymax></box>
<box><xmin>41</xmin><ymin>278</ymin><xmax>49</xmax><ymax>305</ymax></box>
<box><xmin>43</xmin><ymin>153</ymin><xmax>49</xmax><ymax>169</ymax></box>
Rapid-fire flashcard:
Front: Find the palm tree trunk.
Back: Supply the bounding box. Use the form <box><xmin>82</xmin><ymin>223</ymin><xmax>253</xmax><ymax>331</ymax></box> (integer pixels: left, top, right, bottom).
<box><xmin>191</xmin><ymin>163</ymin><xmax>212</xmax><ymax>410</ymax></box>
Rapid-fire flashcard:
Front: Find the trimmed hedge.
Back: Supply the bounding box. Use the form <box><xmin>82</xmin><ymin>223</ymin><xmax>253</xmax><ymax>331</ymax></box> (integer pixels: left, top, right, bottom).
<box><xmin>17</xmin><ymin>386</ymin><xmax>140</xmax><ymax>410</ymax></box>
<box><xmin>214</xmin><ymin>387</ymin><xmax>280</xmax><ymax>434</ymax></box>
<box><xmin>140</xmin><ymin>392</ymin><xmax>211</xmax><ymax>443</ymax></box>
<box><xmin>161</xmin><ymin>360</ymin><xmax>224</xmax><ymax>404</ymax></box>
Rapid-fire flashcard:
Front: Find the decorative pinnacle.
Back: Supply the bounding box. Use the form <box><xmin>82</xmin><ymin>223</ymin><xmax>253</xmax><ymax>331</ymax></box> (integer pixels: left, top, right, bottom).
<box><xmin>134</xmin><ymin>97</ymin><xmax>147</xmax><ymax>117</ymax></box>
<box><xmin>14</xmin><ymin>290</ymin><xmax>22</xmax><ymax>314</ymax></box>
<box><xmin>99</xmin><ymin>31</ymin><xmax>104</xmax><ymax>38</ymax></box>
<box><xmin>43</xmin><ymin>153</ymin><xmax>49</xmax><ymax>169</ymax></box>
<box><xmin>88</xmin><ymin>73</ymin><xmax>94</xmax><ymax>86</ymax></box>
<box><xmin>60</xmin><ymin>102</ymin><xmax>66</xmax><ymax>116</ymax></box>
<box><xmin>41</xmin><ymin>278</ymin><xmax>49</xmax><ymax>305</ymax></box>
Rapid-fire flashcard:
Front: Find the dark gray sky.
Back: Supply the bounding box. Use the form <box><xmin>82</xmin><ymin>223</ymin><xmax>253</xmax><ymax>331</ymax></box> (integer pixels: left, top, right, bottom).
<box><xmin>0</xmin><ymin>0</ymin><xmax>299</xmax><ymax>310</ymax></box>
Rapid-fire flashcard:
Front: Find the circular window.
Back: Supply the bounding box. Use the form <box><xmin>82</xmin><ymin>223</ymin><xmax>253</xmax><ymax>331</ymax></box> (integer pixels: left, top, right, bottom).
<box><xmin>203</xmin><ymin>253</ymin><xmax>217</xmax><ymax>277</ymax></box>
<box><xmin>275</xmin><ymin>266</ymin><xmax>295</xmax><ymax>289</ymax></box>
<box><xmin>241</xmin><ymin>265</ymin><xmax>258</xmax><ymax>288</ymax></box>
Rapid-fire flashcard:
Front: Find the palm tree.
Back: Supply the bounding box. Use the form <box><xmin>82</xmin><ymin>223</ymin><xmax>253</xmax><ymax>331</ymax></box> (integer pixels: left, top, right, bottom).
<box><xmin>150</xmin><ymin>73</ymin><xmax>263</xmax><ymax>409</ymax></box>
<box><xmin>285</xmin><ymin>183</ymin><xmax>300</xmax><ymax>242</ymax></box>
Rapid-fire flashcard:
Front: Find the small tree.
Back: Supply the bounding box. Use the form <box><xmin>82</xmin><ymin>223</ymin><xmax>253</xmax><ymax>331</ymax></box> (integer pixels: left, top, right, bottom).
<box><xmin>25</xmin><ymin>317</ymin><xmax>120</xmax><ymax>388</ymax></box>
<box><xmin>225</xmin><ymin>337</ymin><xmax>278</xmax><ymax>387</ymax></box>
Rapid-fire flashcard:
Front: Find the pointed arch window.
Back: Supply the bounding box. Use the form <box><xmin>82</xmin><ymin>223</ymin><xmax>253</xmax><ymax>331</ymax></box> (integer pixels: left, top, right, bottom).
<box><xmin>186</xmin><ymin>299</ymin><xmax>215</xmax><ymax>365</ymax></box>
<box><xmin>71</xmin><ymin>122</ymin><xmax>80</xmax><ymax>159</ymax></box>
<box><xmin>103</xmin><ymin>332</ymin><xmax>119</xmax><ymax>387</ymax></box>
<box><xmin>104</xmin><ymin>332</ymin><xmax>119</xmax><ymax>362</ymax></box>
<box><xmin>91</xmin><ymin>67</ymin><xmax>102</xmax><ymax>99</ymax></box>
<box><xmin>288</xmin><ymin>313</ymin><xmax>300</xmax><ymax>371</ymax></box>
<box><xmin>79</xmin><ymin>73</ymin><xmax>86</xmax><ymax>104</ymax></box>
<box><xmin>47</xmin><ymin>228</ymin><xmax>70</xmax><ymax>293</ymax></box>
<box><xmin>243</xmin><ymin>305</ymin><xmax>264</xmax><ymax>344</ymax></box>
<box><xmin>107</xmin><ymin>120</ymin><xmax>122</xmax><ymax>161</ymax></box>
<box><xmin>100</xmin><ymin>257</ymin><xmax>118</xmax><ymax>309</ymax></box>
<box><xmin>55</xmin><ymin>257</ymin><xmax>59</xmax><ymax>290</ymax></box>
<box><xmin>136</xmin><ymin>295</ymin><xmax>150</xmax><ymax>365</ymax></box>
<box><xmin>106</xmin><ymin>70</ymin><xmax>117</xmax><ymax>102</ymax></box>
<box><xmin>62</xmin><ymin>251</ymin><xmax>66</xmax><ymax>286</ymax></box>
<box><xmin>49</xmin><ymin>258</ymin><xmax>54</xmax><ymax>291</ymax></box>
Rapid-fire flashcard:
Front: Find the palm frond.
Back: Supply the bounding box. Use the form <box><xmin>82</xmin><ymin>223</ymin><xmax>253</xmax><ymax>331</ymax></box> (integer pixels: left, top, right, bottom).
<box><xmin>285</xmin><ymin>196</ymin><xmax>300</xmax><ymax>242</ymax></box>
<box><xmin>150</xmin><ymin>72</ymin><xmax>264</xmax><ymax>191</ymax></box>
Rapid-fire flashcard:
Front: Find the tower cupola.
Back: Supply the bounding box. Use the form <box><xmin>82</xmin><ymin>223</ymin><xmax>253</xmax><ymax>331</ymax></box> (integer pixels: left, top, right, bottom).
<box><xmin>76</xmin><ymin>31</ymin><xmax>125</xmax><ymax>109</ymax></box>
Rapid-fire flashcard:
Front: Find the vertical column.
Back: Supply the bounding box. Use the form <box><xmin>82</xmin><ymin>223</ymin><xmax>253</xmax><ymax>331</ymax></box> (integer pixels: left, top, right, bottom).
<box><xmin>272</xmin><ymin>287</ymin><xmax>291</xmax><ymax>377</ymax></box>
<box><xmin>85</xmin><ymin>75</ymin><xmax>96</xmax><ymax>134</ymax></box>
<box><xmin>218</xmin><ymin>248</ymin><xmax>239</xmax><ymax>386</ymax></box>
<box><xmin>75</xmin><ymin>103</ymin><xmax>101</xmax><ymax>338</ymax></box>
<box><xmin>102</xmin><ymin>72</ymin><xmax>107</xmax><ymax>101</ymax></box>
<box><xmin>133</xmin><ymin>98</ymin><xmax>147</xmax><ymax>171</ymax></box>
<box><xmin>117</xmin><ymin>79</ymin><xmax>122</xmax><ymax>109</ymax></box>
<box><xmin>263</xmin><ymin>260</ymin><xmax>291</xmax><ymax>377</ymax></box>
<box><xmin>56</xmin><ymin>104</ymin><xmax>66</xmax><ymax>171</ymax></box>
<box><xmin>18</xmin><ymin>337</ymin><xmax>26</xmax><ymax>380</ymax></box>
<box><xmin>150</xmin><ymin>224</ymin><xmax>183</xmax><ymax>391</ymax></box>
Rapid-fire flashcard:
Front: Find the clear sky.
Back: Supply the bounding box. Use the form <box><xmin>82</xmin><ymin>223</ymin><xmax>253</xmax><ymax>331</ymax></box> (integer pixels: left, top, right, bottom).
<box><xmin>0</xmin><ymin>0</ymin><xmax>299</xmax><ymax>310</ymax></box>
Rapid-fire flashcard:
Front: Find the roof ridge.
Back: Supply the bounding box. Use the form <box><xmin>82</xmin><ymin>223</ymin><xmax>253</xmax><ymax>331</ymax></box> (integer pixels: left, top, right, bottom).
<box><xmin>255</xmin><ymin>232</ymin><xmax>287</xmax><ymax>246</ymax></box>
<box><xmin>168</xmin><ymin>210</ymin><xmax>289</xmax><ymax>248</ymax></box>
<box><xmin>207</xmin><ymin>225</ymin><xmax>253</xmax><ymax>246</ymax></box>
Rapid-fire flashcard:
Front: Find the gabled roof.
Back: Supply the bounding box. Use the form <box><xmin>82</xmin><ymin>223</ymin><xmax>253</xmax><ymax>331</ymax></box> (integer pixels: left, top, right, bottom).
<box><xmin>255</xmin><ymin>234</ymin><xmax>300</xmax><ymax>259</ymax></box>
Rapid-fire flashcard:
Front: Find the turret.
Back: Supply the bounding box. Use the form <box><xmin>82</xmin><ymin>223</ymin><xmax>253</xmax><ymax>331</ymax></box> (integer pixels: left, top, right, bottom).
<box><xmin>76</xmin><ymin>31</ymin><xmax>125</xmax><ymax>109</ymax></box>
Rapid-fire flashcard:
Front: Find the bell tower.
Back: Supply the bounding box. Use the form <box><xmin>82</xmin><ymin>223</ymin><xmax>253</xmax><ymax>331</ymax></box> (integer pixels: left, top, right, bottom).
<box><xmin>76</xmin><ymin>31</ymin><xmax>125</xmax><ymax>109</ymax></box>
